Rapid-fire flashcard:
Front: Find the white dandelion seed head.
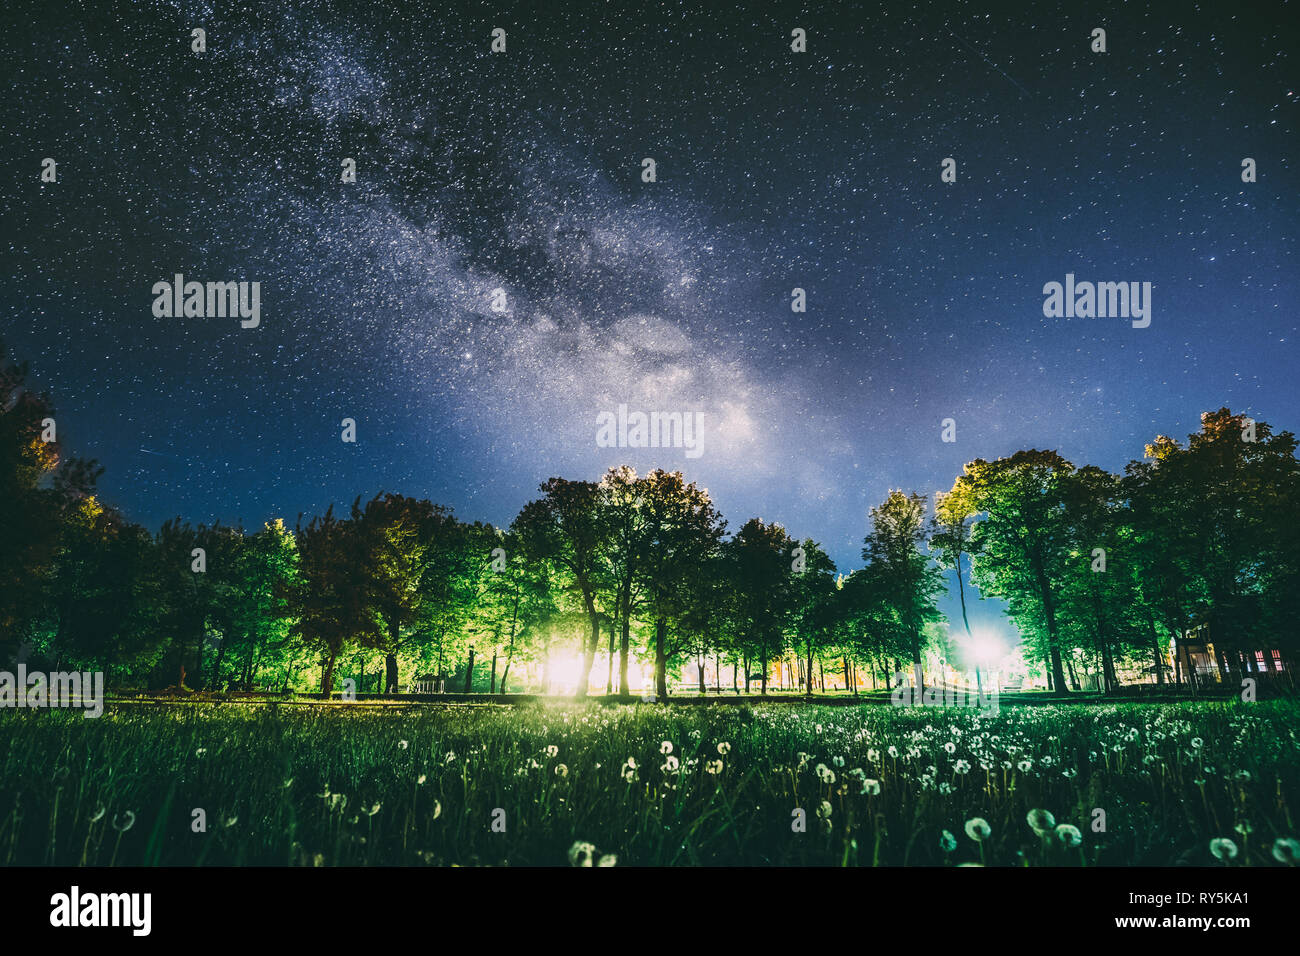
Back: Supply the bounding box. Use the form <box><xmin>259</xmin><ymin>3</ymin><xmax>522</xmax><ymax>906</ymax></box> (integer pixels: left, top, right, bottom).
<box><xmin>1027</xmin><ymin>808</ymin><xmax>1056</xmax><ymax>833</ymax></box>
<box><xmin>964</xmin><ymin>817</ymin><xmax>992</xmax><ymax>842</ymax></box>
<box><xmin>1209</xmin><ymin>837</ymin><xmax>1239</xmax><ymax>861</ymax></box>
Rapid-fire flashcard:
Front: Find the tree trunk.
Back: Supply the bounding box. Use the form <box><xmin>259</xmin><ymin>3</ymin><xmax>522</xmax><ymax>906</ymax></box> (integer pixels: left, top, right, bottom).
<box><xmin>194</xmin><ymin>623</ymin><xmax>205</xmax><ymax>691</ymax></box>
<box><xmin>618</xmin><ymin>617</ymin><xmax>631</xmax><ymax>696</ymax></box>
<box><xmin>490</xmin><ymin>652</ymin><xmax>498</xmax><ymax>694</ymax></box>
<box><xmin>463</xmin><ymin>647</ymin><xmax>475</xmax><ymax>694</ymax></box>
<box><xmin>1065</xmin><ymin>654</ymin><xmax>1080</xmax><ymax>692</ymax></box>
<box><xmin>1146</xmin><ymin>614</ymin><xmax>1165</xmax><ymax>684</ymax></box>
<box><xmin>654</xmin><ymin>617</ymin><xmax>668</xmax><ymax>698</ymax></box>
<box><xmin>606</xmin><ymin>621</ymin><xmax>615</xmax><ymax>695</ymax></box>
<box><xmin>384</xmin><ymin>653</ymin><xmax>399</xmax><ymax>694</ymax></box>
<box><xmin>211</xmin><ymin>638</ymin><xmax>227</xmax><ymax>690</ymax></box>
<box><xmin>577</xmin><ymin>610</ymin><xmax>601</xmax><ymax>698</ymax></box>
<box><xmin>760</xmin><ymin>643</ymin><xmax>768</xmax><ymax>696</ymax></box>
<box><xmin>321</xmin><ymin>651</ymin><xmax>338</xmax><ymax>696</ymax></box>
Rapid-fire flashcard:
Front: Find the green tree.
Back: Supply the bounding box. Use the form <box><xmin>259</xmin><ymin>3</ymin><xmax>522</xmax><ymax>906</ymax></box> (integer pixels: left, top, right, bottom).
<box><xmin>861</xmin><ymin>491</ymin><xmax>946</xmax><ymax>694</ymax></box>
<box><xmin>960</xmin><ymin>452</ymin><xmax>1076</xmax><ymax>692</ymax></box>
<box><xmin>514</xmin><ymin>478</ymin><xmax>610</xmax><ymax>697</ymax></box>
<box><xmin>0</xmin><ymin>341</ymin><xmax>100</xmax><ymax>655</ymax></box>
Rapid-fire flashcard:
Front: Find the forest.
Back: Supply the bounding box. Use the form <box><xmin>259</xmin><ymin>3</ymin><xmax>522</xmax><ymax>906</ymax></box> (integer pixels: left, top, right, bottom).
<box><xmin>4</xmin><ymin>340</ymin><xmax>1298</xmax><ymax>698</ymax></box>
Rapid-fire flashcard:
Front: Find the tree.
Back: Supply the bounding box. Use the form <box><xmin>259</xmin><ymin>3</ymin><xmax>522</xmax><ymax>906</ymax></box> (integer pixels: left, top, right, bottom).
<box><xmin>40</xmin><ymin>497</ymin><xmax>165</xmax><ymax>679</ymax></box>
<box><xmin>514</xmin><ymin>478</ymin><xmax>610</xmax><ymax>697</ymax></box>
<box><xmin>1124</xmin><ymin>409</ymin><xmax>1300</xmax><ymax>682</ymax></box>
<box><xmin>789</xmin><ymin>539</ymin><xmax>838</xmax><ymax>696</ymax></box>
<box><xmin>861</xmin><ymin>491</ymin><xmax>946</xmax><ymax>695</ymax></box>
<box><xmin>725</xmin><ymin>518</ymin><xmax>797</xmax><ymax>695</ymax></box>
<box><xmin>0</xmin><ymin>340</ymin><xmax>100</xmax><ymax>655</ymax></box>
<box><xmin>637</xmin><ymin>470</ymin><xmax>726</xmax><ymax>697</ymax></box>
<box><xmin>288</xmin><ymin>506</ymin><xmax>381</xmax><ymax>694</ymax></box>
<box><xmin>961</xmin><ymin>452</ymin><xmax>1076</xmax><ymax>692</ymax></box>
<box><xmin>931</xmin><ymin>481</ymin><xmax>981</xmax><ymax>690</ymax></box>
<box><xmin>221</xmin><ymin>519</ymin><xmax>298</xmax><ymax>691</ymax></box>
<box><xmin>599</xmin><ymin>466</ymin><xmax>651</xmax><ymax>696</ymax></box>
<box><xmin>352</xmin><ymin>493</ymin><xmax>454</xmax><ymax>692</ymax></box>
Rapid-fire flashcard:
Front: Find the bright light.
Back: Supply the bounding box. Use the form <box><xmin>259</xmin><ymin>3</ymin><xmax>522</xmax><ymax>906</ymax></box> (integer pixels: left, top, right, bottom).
<box><xmin>966</xmin><ymin>629</ymin><xmax>1006</xmax><ymax>667</ymax></box>
<box><xmin>545</xmin><ymin>649</ymin><xmax>648</xmax><ymax>694</ymax></box>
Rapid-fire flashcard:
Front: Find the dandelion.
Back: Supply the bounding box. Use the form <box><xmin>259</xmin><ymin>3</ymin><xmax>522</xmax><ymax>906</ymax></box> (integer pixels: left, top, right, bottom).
<box><xmin>89</xmin><ymin>806</ymin><xmax>106</xmax><ymax>823</ymax></box>
<box><xmin>939</xmin><ymin>830</ymin><xmax>957</xmax><ymax>852</ymax></box>
<box><xmin>111</xmin><ymin>811</ymin><xmax>136</xmax><ymax>833</ymax></box>
<box><xmin>1027</xmin><ymin>808</ymin><xmax>1056</xmax><ymax>833</ymax></box>
<box><xmin>398</xmin><ymin>740</ymin><xmax>409</xmax><ymax>750</ymax></box>
<box><xmin>661</xmin><ymin>756</ymin><xmax>679</xmax><ymax>773</ymax></box>
<box><xmin>832</xmin><ymin>755</ymin><xmax>844</xmax><ymax>767</ymax></box>
<box><xmin>867</xmin><ymin>748</ymin><xmax>880</xmax><ymax>763</ymax></box>
<box><xmin>1055</xmin><ymin>824</ymin><xmax>1082</xmax><ymax>847</ymax></box>
<box><xmin>887</xmin><ymin>746</ymin><xmax>899</xmax><ymax>759</ymax></box>
<box><xmin>860</xmin><ymin>778</ymin><xmax>881</xmax><ymax>796</ymax></box>
<box><xmin>555</xmin><ymin>764</ymin><xmax>569</xmax><ymax>778</ymax></box>
<box><xmin>717</xmin><ymin>742</ymin><xmax>731</xmax><ymax>755</ymax></box>
<box><xmin>944</xmin><ymin>742</ymin><xmax>956</xmax><ymax>754</ymax></box>
<box><xmin>597</xmin><ymin>853</ymin><xmax>618</xmax><ymax>867</ymax></box>
<box><xmin>705</xmin><ymin>760</ymin><xmax>723</xmax><ymax>774</ymax></box>
<box><xmin>1017</xmin><ymin>759</ymin><xmax>1033</xmax><ymax>773</ymax></box>
<box><xmin>545</xmin><ymin>745</ymin><xmax>559</xmax><ymax>758</ymax></box>
<box><xmin>1191</xmin><ymin>737</ymin><xmax>1203</xmax><ymax>749</ymax></box>
<box><xmin>416</xmin><ymin>774</ymin><xmax>427</xmax><ymax>785</ymax></box>
<box><xmin>432</xmin><ymin>801</ymin><xmax>442</xmax><ymax>820</ymax></box>
<box><xmin>369</xmin><ymin>802</ymin><xmax>381</xmax><ymax>816</ymax></box>
<box><xmin>621</xmin><ymin>760</ymin><xmax>639</xmax><ymax>782</ymax></box>
<box><xmin>195</xmin><ymin>747</ymin><xmax>207</xmax><ymax>757</ymax></box>
<box><xmin>954</xmin><ymin>759</ymin><xmax>971</xmax><ymax>775</ymax></box>
<box><xmin>660</xmin><ymin>741</ymin><xmax>673</xmax><ymax>755</ymax></box>
<box><xmin>1209</xmin><ymin>837</ymin><xmax>1239</xmax><ymax>861</ymax></box>
<box><xmin>1271</xmin><ymin>837</ymin><xmax>1300</xmax><ymax>864</ymax></box>
<box><xmin>964</xmin><ymin>817</ymin><xmax>991</xmax><ymax>842</ymax></box>
<box><xmin>816</xmin><ymin>801</ymin><xmax>833</xmax><ymax>819</ymax></box>
<box><xmin>568</xmin><ymin>841</ymin><xmax>597</xmax><ymax>867</ymax></box>
<box><xmin>444</xmin><ymin>751</ymin><xmax>456</xmax><ymax>765</ymax></box>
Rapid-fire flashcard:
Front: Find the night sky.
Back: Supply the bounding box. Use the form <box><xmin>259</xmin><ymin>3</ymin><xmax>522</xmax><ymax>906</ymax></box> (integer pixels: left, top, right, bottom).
<box><xmin>2</xmin><ymin>0</ymin><xmax>1297</xmax><ymax>639</ymax></box>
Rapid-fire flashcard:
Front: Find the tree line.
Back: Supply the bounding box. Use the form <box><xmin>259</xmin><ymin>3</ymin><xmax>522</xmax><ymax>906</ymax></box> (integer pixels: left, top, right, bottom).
<box><xmin>3</xmin><ymin>341</ymin><xmax>1298</xmax><ymax>695</ymax></box>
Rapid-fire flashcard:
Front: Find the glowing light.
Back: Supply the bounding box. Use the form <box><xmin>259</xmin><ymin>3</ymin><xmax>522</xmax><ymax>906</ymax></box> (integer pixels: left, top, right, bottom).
<box><xmin>545</xmin><ymin>648</ymin><xmax>648</xmax><ymax>694</ymax></box>
<box><xmin>966</xmin><ymin>629</ymin><xmax>1007</xmax><ymax>668</ymax></box>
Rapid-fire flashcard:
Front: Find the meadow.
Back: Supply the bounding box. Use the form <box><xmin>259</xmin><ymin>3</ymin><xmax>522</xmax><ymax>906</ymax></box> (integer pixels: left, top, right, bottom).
<box><xmin>0</xmin><ymin>699</ymin><xmax>1297</xmax><ymax>867</ymax></box>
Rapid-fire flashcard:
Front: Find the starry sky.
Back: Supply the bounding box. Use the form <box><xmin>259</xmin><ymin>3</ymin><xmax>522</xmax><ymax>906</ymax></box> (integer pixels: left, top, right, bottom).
<box><xmin>2</xmin><ymin>0</ymin><xmax>1297</xmax><ymax>639</ymax></box>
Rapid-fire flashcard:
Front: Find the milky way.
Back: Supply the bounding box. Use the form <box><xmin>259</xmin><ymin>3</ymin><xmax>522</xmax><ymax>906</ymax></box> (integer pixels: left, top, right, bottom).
<box><xmin>2</xmin><ymin>0</ymin><xmax>1297</xmax><ymax>638</ymax></box>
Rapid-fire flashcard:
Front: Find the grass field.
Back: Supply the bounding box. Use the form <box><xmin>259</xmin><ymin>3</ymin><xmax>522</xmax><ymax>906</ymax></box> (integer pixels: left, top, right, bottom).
<box><xmin>1</xmin><ymin>699</ymin><xmax>1297</xmax><ymax>866</ymax></box>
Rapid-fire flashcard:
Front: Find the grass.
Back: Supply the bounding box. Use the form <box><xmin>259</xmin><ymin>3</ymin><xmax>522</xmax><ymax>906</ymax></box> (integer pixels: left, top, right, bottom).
<box><xmin>0</xmin><ymin>699</ymin><xmax>1297</xmax><ymax>866</ymax></box>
